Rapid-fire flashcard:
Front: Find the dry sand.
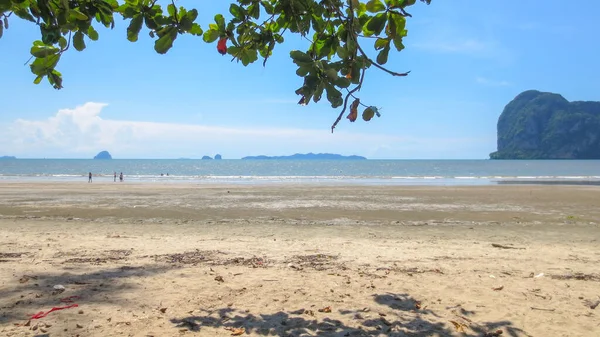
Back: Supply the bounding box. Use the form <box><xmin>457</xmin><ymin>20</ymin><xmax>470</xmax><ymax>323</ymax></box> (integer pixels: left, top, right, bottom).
<box><xmin>0</xmin><ymin>182</ymin><xmax>599</xmax><ymax>337</ymax></box>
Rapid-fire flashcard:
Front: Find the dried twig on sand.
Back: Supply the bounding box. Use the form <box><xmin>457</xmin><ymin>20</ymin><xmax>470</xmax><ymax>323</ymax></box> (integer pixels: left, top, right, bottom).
<box><xmin>491</xmin><ymin>243</ymin><xmax>525</xmax><ymax>250</ymax></box>
<box><xmin>531</xmin><ymin>307</ymin><xmax>555</xmax><ymax>312</ymax></box>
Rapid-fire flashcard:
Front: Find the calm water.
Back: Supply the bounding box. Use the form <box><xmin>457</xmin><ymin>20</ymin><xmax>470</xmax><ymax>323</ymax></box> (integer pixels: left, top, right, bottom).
<box><xmin>1</xmin><ymin>159</ymin><xmax>599</xmax><ymax>186</ymax></box>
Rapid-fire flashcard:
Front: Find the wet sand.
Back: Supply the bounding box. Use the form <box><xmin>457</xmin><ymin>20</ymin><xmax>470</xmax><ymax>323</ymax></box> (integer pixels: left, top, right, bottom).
<box><xmin>1</xmin><ymin>182</ymin><xmax>599</xmax><ymax>336</ymax></box>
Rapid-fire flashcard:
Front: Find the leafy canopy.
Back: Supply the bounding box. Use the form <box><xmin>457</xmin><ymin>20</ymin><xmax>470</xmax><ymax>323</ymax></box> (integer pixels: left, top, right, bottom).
<box><xmin>0</xmin><ymin>0</ymin><xmax>431</xmax><ymax>131</ymax></box>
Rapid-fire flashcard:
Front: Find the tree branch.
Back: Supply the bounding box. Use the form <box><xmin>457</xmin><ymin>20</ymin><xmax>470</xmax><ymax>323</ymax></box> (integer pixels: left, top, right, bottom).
<box><xmin>331</xmin><ymin>67</ymin><xmax>366</xmax><ymax>133</ymax></box>
<box><xmin>356</xmin><ymin>42</ymin><xmax>410</xmax><ymax>77</ymax></box>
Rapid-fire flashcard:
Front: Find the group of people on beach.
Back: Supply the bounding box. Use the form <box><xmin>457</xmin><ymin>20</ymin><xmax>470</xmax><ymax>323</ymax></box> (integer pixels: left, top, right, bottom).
<box><xmin>88</xmin><ymin>171</ymin><xmax>123</xmax><ymax>183</ymax></box>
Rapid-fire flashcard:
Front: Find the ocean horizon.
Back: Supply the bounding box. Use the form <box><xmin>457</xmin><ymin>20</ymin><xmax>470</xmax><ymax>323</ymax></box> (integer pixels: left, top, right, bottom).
<box><xmin>1</xmin><ymin>158</ymin><xmax>599</xmax><ymax>186</ymax></box>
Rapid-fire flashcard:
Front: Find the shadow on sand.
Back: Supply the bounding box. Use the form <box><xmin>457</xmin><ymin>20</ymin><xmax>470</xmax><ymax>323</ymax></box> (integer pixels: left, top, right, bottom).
<box><xmin>170</xmin><ymin>292</ymin><xmax>528</xmax><ymax>337</ymax></box>
<box><xmin>0</xmin><ymin>263</ymin><xmax>173</xmax><ymax>325</ymax></box>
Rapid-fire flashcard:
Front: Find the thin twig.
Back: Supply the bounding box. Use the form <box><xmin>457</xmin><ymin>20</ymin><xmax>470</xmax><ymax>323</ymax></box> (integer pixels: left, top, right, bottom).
<box><xmin>531</xmin><ymin>307</ymin><xmax>555</xmax><ymax>312</ymax></box>
<box><xmin>356</xmin><ymin>42</ymin><xmax>410</xmax><ymax>76</ymax></box>
<box><xmin>331</xmin><ymin>67</ymin><xmax>365</xmax><ymax>132</ymax></box>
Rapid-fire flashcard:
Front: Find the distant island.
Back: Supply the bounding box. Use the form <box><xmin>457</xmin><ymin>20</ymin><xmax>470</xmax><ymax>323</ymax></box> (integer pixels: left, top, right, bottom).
<box><xmin>93</xmin><ymin>151</ymin><xmax>113</xmax><ymax>160</ymax></box>
<box><xmin>215</xmin><ymin>154</ymin><xmax>222</xmax><ymax>160</ymax></box>
<box><xmin>490</xmin><ymin>90</ymin><xmax>600</xmax><ymax>159</ymax></box>
<box><xmin>0</xmin><ymin>156</ymin><xmax>16</xmax><ymax>159</ymax></box>
<box><xmin>201</xmin><ymin>155</ymin><xmax>213</xmax><ymax>160</ymax></box>
<box><xmin>242</xmin><ymin>153</ymin><xmax>367</xmax><ymax>160</ymax></box>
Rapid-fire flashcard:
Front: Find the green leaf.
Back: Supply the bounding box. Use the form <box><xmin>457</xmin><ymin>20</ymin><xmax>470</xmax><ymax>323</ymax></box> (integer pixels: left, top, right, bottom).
<box><xmin>154</xmin><ymin>27</ymin><xmax>177</xmax><ymax>54</ymax></box>
<box><xmin>189</xmin><ymin>23</ymin><xmax>203</xmax><ymax>36</ymax></box>
<box><xmin>392</xmin><ymin>37</ymin><xmax>405</xmax><ymax>51</ymax></box>
<box><xmin>261</xmin><ymin>0</ymin><xmax>274</xmax><ymax>14</ymax></box>
<box><xmin>248</xmin><ymin>4</ymin><xmax>260</xmax><ymax>19</ymax></box>
<box><xmin>240</xmin><ymin>48</ymin><xmax>258</xmax><ymax>66</ymax></box>
<box><xmin>229</xmin><ymin>4</ymin><xmax>244</xmax><ymax>20</ymax></box>
<box><xmin>58</xmin><ymin>36</ymin><xmax>67</xmax><ymax>49</ymax></box>
<box><xmin>366</xmin><ymin>0</ymin><xmax>386</xmax><ymax>13</ymax></box>
<box><xmin>366</xmin><ymin>13</ymin><xmax>388</xmax><ymax>36</ymax></box>
<box><xmin>71</xmin><ymin>9</ymin><xmax>88</xmax><ymax>20</ymax></box>
<box><xmin>336</xmin><ymin>45</ymin><xmax>348</xmax><ymax>59</ymax></box>
<box><xmin>374</xmin><ymin>38</ymin><xmax>389</xmax><ymax>50</ymax></box>
<box><xmin>13</xmin><ymin>7</ymin><xmax>36</xmax><ymax>22</ymax></box>
<box><xmin>0</xmin><ymin>0</ymin><xmax>11</xmax><ymax>12</ymax></box>
<box><xmin>325</xmin><ymin>83</ymin><xmax>343</xmax><ymax>108</ymax></box>
<box><xmin>29</xmin><ymin>54</ymin><xmax>60</xmax><ymax>76</ymax></box>
<box><xmin>41</xmin><ymin>25</ymin><xmax>61</xmax><ymax>45</ymax></box>
<box><xmin>87</xmin><ymin>26</ymin><xmax>99</xmax><ymax>41</ymax></box>
<box><xmin>48</xmin><ymin>69</ymin><xmax>63</xmax><ymax>89</ymax></box>
<box><xmin>214</xmin><ymin>14</ymin><xmax>225</xmax><ymax>31</ymax></box>
<box><xmin>167</xmin><ymin>3</ymin><xmax>176</xmax><ymax>17</ymax></box>
<box><xmin>324</xmin><ymin>68</ymin><xmax>338</xmax><ymax>81</ymax></box>
<box><xmin>144</xmin><ymin>15</ymin><xmax>158</xmax><ymax>30</ymax></box>
<box><xmin>30</xmin><ymin>44</ymin><xmax>59</xmax><ymax>58</ymax></box>
<box><xmin>202</xmin><ymin>29</ymin><xmax>219</xmax><ymax>43</ymax></box>
<box><xmin>376</xmin><ymin>45</ymin><xmax>390</xmax><ymax>65</ymax></box>
<box><xmin>73</xmin><ymin>31</ymin><xmax>86</xmax><ymax>51</ymax></box>
<box><xmin>362</xmin><ymin>106</ymin><xmax>376</xmax><ymax>121</ymax></box>
<box><xmin>388</xmin><ymin>13</ymin><xmax>406</xmax><ymax>38</ymax></box>
<box><xmin>127</xmin><ymin>14</ymin><xmax>144</xmax><ymax>42</ymax></box>
<box><xmin>290</xmin><ymin>50</ymin><xmax>313</xmax><ymax>64</ymax></box>
<box><xmin>179</xmin><ymin>8</ymin><xmax>198</xmax><ymax>31</ymax></box>
<box><xmin>33</xmin><ymin>75</ymin><xmax>43</xmax><ymax>84</ymax></box>
<box><xmin>296</xmin><ymin>65</ymin><xmax>311</xmax><ymax>77</ymax></box>
<box><xmin>0</xmin><ymin>23</ymin><xmax>3</xmax><ymax>39</ymax></box>
<box><xmin>313</xmin><ymin>83</ymin><xmax>325</xmax><ymax>103</ymax></box>
<box><xmin>334</xmin><ymin>77</ymin><xmax>351</xmax><ymax>88</ymax></box>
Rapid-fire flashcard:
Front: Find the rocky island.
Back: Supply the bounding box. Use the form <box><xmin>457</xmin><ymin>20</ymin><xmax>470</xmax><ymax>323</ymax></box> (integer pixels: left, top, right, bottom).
<box><xmin>242</xmin><ymin>153</ymin><xmax>367</xmax><ymax>160</ymax></box>
<box><xmin>93</xmin><ymin>151</ymin><xmax>113</xmax><ymax>160</ymax></box>
<box><xmin>0</xmin><ymin>156</ymin><xmax>16</xmax><ymax>159</ymax></box>
<box><xmin>490</xmin><ymin>90</ymin><xmax>600</xmax><ymax>159</ymax></box>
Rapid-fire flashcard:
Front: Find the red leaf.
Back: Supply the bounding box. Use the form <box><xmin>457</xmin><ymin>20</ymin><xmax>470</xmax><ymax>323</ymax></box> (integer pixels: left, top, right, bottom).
<box><xmin>217</xmin><ymin>37</ymin><xmax>227</xmax><ymax>55</ymax></box>
<box><xmin>346</xmin><ymin>98</ymin><xmax>360</xmax><ymax>122</ymax></box>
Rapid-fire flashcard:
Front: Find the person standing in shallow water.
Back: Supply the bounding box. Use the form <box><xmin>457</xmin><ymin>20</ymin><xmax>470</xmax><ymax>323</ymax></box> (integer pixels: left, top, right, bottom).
<box><xmin>114</xmin><ymin>171</ymin><xmax>117</xmax><ymax>182</ymax></box>
<box><xmin>119</xmin><ymin>172</ymin><xmax>123</xmax><ymax>182</ymax></box>
<box><xmin>88</xmin><ymin>172</ymin><xmax>92</xmax><ymax>183</ymax></box>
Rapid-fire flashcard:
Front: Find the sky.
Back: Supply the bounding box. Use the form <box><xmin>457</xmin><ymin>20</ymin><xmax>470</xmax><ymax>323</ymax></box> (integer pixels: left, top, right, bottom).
<box><xmin>1</xmin><ymin>0</ymin><xmax>599</xmax><ymax>159</ymax></box>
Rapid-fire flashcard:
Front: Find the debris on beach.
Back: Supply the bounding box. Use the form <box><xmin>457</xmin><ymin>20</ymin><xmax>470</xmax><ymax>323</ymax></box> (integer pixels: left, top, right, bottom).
<box><xmin>215</xmin><ymin>275</ymin><xmax>224</xmax><ymax>282</ymax></box>
<box><xmin>550</xmin><ymin>272</ymin><xmax>600</xmax><ymax>281</ymax></box>
<box><xmin>285</xmin><ymin>254</ymin><xmax>341</xmax><ymax>271</ymax></box>
<box><xmin>584</xmin><ymin>298</ymin><xmax>600</xmax><ymax>310</ymax></box>
<box><xmin>492</xmin><ymin>285</ymin><xmax>504</xmax><ymax>291</ymax></box>
<box><xmin>450</xmin><ymin>320</ymin><xmax>468</xmax><ymax>332</ymax></box>
<box><xmin>304</xmin><ymin>309</ymin><xmax>315</xmax><ymax>316</ymax></box>
<box><xmin>491</xmin><ymin>243</ymin><xmax>525</xmax><ymax>250</ymax></box>
<box><xmin>484</xmin><ymin>330</ymin><xmax>503</xmax><ymax>337</ymax></box>
<box><xmin>318</xmin><ymin>306</ymin><xmax>332</xmax><ymax>313</ymax></box>
<box><xmin>19</xmin><ymin>274</ymin><xmax>37</xmax><ymax>283</ymax></box>
<box><xmin>154</xmin><ymin>249</ymin><xmax>221</xmax><ymax>265</ymax></box>
<box><xmin>52</xmin><ymin>284</ymin><xmax>65</xmax><ymax>295</ymax></box>
<box><xmin>29</xmin><ymin>303</ymin><xmax>79</xmax><ymax>319</ymax></box>
<box><xmin>224</xmin><ymin>327</ymin><xmax>245</xmax><ymax>335</ymax></box>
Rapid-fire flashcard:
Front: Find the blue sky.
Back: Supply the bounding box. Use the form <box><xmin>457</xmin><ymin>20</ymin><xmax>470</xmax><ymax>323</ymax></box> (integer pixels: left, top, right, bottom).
<box><xmin>1</xmin><ymin>0</ymin><xmax>598</xmax><ymax>159</ymax></box>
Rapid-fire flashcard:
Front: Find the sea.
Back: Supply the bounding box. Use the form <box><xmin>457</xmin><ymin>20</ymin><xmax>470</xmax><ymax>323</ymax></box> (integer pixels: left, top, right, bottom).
<box><xmin>0</xmin><ymin>159</ymin><xmax>599</xmax><ymax>186</ymax></box>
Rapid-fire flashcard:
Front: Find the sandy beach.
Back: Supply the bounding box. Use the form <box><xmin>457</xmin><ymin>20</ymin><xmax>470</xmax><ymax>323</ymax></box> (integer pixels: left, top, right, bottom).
<box><xmin>0</xmin><ymin>182</ymin><xmax>599</xmax><ymax>336</ymax></box>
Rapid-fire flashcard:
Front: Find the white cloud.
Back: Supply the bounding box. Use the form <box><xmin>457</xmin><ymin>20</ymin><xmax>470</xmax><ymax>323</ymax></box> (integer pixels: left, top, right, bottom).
<box><xmin>475</xmin><ymin>76</ymin><xmax>510</xmax><ymax>87</ymax></box>
<box><xmin>0</xmin><ymin>102</ymin><xmax>492</xmax><ymax>159</ymax></box>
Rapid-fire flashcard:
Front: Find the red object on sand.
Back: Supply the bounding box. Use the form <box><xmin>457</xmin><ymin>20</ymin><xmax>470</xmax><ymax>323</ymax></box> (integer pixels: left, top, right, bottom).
<box><xmin>30</xmin><ymin>304</ymin><xmax>79</xmax><ymax>319</ymax></box>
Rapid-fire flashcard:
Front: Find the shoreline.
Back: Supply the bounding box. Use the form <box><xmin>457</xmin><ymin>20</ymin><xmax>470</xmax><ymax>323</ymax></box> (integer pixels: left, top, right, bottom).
<box><xmin>2</xmin><ymin>177</ymin><xmax>600</xmax><ymax>186</ymax></box>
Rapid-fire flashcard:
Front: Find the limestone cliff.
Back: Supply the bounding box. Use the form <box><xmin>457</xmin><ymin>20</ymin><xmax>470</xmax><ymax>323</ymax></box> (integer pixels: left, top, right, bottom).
<box><xmin>490</xmin><ymin>90</ymin><xmax>600</xmax><ymax>159</ymax></box>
